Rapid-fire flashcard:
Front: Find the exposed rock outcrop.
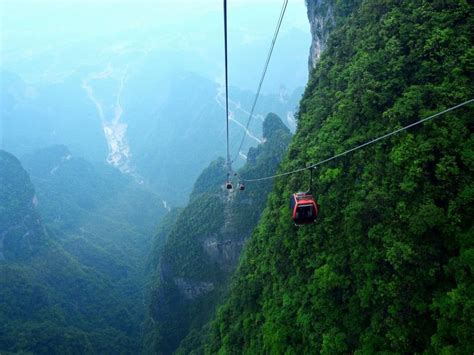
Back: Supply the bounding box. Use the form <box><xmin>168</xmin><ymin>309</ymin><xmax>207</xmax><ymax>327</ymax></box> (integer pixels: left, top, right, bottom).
<box><xmin>306</xmin><ymin>0</ymin><xmax>335</xmax><ymax>71</ymax></box>
<box><xmin>174</xmin><ymin>278</ymin><xmax>214</xmax><ymax>300</ymax></box>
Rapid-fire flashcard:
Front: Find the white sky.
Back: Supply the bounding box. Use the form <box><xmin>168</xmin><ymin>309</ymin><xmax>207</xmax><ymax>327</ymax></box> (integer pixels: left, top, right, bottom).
<box><xmin>0</xmin><ymin>0</ymin><xmax>311</xmax><ymax>92</ymax></box>
<box><xmin>0</xmin><ymin>0</ymin><xmax>309</xmax><ymax>27</ymax></box>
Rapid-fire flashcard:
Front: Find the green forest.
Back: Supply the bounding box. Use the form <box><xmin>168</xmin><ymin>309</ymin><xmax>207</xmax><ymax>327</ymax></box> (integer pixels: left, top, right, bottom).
<box><xmin>0</xmin><ymin>151</ymin><xmax>132</xmax><ymax>352</ymax></box>
<box><xmin>0</xmin><ymin>149</ymin><xmax>165</xmax><ymax>353</ymax></box>
<box><xmin>1</xmin><ymin>0</ymin><xmax>473</xmax><ymax>354</ymax></box>
<box><xmin>207</xmin><ymin>0</ymin><xmax>473</xmax><ymax>353</ymax></box>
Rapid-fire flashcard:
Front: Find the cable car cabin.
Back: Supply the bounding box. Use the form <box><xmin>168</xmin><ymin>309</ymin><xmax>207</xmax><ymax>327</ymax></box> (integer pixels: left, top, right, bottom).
<box><xmin>290</xmin><ymin>192</ymin><xmax>318</xmax><ymax>225</ymax></box>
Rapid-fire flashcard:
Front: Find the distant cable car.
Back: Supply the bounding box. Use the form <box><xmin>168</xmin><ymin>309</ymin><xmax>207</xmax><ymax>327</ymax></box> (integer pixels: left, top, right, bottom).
<box><xmin>290</xmin><ymin>167</ymin><xmax>318</xmax><ymax>225</ymax></box>
<box><xmin>225</xmin><ymin>170</ymin><xmax>234</xmax><ymax>190</ymax></box>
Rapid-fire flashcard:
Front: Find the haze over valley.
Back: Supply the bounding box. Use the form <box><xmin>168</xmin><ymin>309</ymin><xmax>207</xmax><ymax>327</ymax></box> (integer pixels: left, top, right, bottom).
<box><xmin>1</xmin><ymin>0</ymin><xmax>310</xmax><ymax>203</ymax></box>
<box><xmin>1</xmin><ymin>0</ymin><xmax>472</xmax><ymax>354</ymax></box>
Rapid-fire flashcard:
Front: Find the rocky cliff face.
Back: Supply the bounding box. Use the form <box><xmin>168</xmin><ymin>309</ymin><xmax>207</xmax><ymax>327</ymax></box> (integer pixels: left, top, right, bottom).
<box><xmin>306</xmin><ymin>0</ymin><xmax>335</xmax><ymax>71</ymax></box>
<box><xmin>305</xmin><ymin>0</ymin><xmax>361</xmax><ymax>71</ymax></box>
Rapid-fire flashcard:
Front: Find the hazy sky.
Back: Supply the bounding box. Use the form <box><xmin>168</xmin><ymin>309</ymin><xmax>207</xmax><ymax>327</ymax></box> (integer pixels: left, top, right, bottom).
<box><xmin>1</xmin><ymin>0</ymin><xmax>310</xmax><ymax>90</ymax></box>
<box><xmin>1</xmin><ymin>0</ymin><xmax>311</xmax><ymax>94</ymax></box>
<box><xmin>0</xmin><ymin>0</ymin><xmax>309</xmax><ymax>35</ymax></box>
<box><xmin>0</xmin><ymin>0</ymin><xmax>311</xmax><ymax>192</ymax></box>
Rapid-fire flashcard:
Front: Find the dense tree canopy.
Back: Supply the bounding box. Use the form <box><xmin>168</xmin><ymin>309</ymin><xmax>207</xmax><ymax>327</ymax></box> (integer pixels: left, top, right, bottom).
<box><xmin>207</xmin><ymin>0</ymin><xmax>473</xmax><ymax>353</ymax></box>
<box><xmin>0</xmin><ymin>150</ymin><xmax>160</xmax><ymax>354</ymax></box>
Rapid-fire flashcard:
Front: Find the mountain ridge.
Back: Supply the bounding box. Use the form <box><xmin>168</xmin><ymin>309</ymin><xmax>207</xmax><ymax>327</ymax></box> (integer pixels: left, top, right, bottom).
<box><xmin>144</xmin><ymin>113</ymin><xmax>292</xmax><ymax>354</ymax></box>
<box><xmin>0</xmin><ymin>149</ymin><xmax>144</xmax><ymax>353</ymax></box>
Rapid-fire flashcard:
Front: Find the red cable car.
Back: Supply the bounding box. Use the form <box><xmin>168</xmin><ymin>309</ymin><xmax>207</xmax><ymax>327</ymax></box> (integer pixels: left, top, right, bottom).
<box><xmin>290</xmin><ymin>167</ymin><xmax>318</xmax><ymax>225</ymax></box>
<box><xmin>290</xmin><ymin>192</ymin><xmax>318</xmax><ymax>225</ymax></box>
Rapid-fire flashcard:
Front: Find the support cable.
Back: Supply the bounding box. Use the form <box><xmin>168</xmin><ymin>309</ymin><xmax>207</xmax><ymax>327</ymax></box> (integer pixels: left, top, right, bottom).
<box><xmin>242</xmin><ymin>99</ymin><xmax>474</xmax><ymax>182</ymax></box>
<box><xmin>223</xmin><ymin>0</ymin><xmax>231</xmax><ymax>172</ymax></box>
<box><xmin>233</xmin><ymin>0</ymin><xmax>289</xmax><ymax>162</ymax></box>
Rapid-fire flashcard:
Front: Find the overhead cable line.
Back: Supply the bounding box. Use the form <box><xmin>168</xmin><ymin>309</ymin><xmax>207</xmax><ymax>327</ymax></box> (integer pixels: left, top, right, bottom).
<box><xmin>233</xmin><ymin>0</ymin><xmax>289</xmax><ymax>163</ymax></box>
<box><xmin>242</xmin><ymin>98</ymin><xmax>474</xmax><ymax>182</ymax></box>
<box><xmin>223</xmin><ymin>0</ymin><xmax>231</xmax><ymax>172</ymax></box>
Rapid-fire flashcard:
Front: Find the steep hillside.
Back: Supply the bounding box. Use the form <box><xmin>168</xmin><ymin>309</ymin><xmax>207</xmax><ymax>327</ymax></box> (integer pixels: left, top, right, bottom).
<box><xmin>0</xmin><ymin>150</ymin><xmax>46</xmax><ymax>261</ymax></box>
<box><xmin>208</xmin><ymin>1</ymin><xmax>473</xmax><ymax>353</ymax></box>
<box><xmin>144</xmin><ymin>114</ymin><xmax>292</xmax><ymax>354</ymax></box>
<box><xmin>21</xmin><ymin>145</ymin><xmax>167</xmax><ymax>260</ymax></box>
<box><xmin>0</xmin><ymin>150</ymin><xmax>142</xmax><ymax>353</ymax></box>
<box><xmin>131</xmin><ymin>71</ymin><xmax>301</xmax><ymax>202</ymax></box>
<box><xmin>19</xmin><ymin>145</ymin><xmax>168</xmax><ymax>346</ymax></box>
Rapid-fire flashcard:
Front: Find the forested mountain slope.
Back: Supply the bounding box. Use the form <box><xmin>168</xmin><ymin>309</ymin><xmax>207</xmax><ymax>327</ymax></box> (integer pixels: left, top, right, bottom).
<box><xmin>21</xmin><ymin>145</ymin><xmax>167</xmax><ymax>266</ymax></box>
<box><xmin>207</xmin><ymin>1</ymin><xmax>473</xmax><ymax>353</ymax></box>
<box><xmin>143</xmin><ymin>114</ymin><xmax>292</xmax><ymax>354</ymax></box>
<box><xmin>17</xmin><ymin>145</ymin><xmax>169</xmax><ymax>350</ymax></box>
<box><xmin>0</xmin><ymin>150</ymin><xmax>142</xmax><ymax>353</ymax></box>
<box><xmin>0</xmin><ymin>151</ymin><xmax>46</xmax><ymax>261</ymax></box>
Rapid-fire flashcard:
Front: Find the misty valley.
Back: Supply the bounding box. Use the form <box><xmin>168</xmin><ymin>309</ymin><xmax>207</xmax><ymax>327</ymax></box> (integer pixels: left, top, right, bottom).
<box><xmin>1</xmin><ymin>0</ymin><xmax>473</xmax><ymax>354</ymax></box>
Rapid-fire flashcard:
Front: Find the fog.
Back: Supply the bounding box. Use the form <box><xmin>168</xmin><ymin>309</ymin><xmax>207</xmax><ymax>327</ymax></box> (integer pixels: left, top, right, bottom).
<box><xmin>1</xmin><ymin>0</ymin><xmax>311</xmax><ymax>203</ymax></box>
<box><xmin>1</xmin><ymin>0</ymin><xmax>310</xmax><ymax>91</ymax></box>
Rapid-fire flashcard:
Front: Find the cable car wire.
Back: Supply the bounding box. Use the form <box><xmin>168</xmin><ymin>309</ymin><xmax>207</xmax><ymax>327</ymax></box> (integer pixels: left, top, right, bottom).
<box><xmin>223</xmin><ymin>0</ymin><xmax>231</xmax><ymax>171</ymax></box>
<box><xmin>233</xmin><ymin>0</ymin><xmax>289</xmax><ymax>163</ymax></box>
<box><xmin>241</xmin><ymin>98</ymin><xmax>474</xmax><ymax>182</ymax></box>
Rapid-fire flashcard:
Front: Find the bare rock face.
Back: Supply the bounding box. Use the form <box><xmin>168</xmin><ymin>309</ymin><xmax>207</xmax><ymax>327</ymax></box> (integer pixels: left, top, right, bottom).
<box><xmin>203</xmin><ymin>236</ymin><xmax>246</xmax><ymax>273</ymax></box>
<box><xmin>306</xmin><ymin>0</ymin><xmax>335</xmax><ymax>71</ymax></box>
<box><xmin>174</xmin><ymin>278</ymin><xmax>215</xmax><ymax>300</ymax></box>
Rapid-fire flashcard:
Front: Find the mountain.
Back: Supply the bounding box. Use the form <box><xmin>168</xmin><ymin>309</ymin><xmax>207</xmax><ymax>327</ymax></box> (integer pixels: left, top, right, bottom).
<box><xmin>1</xmin><ymin>0</ymin><xmax>310</xmax><ymax>205</ymax></box>
<box><xmin>143</xmin><ymin>113</ymin><xmax>292</xmax><ymax>354</ymax></box>
<box><xmin>0</xmin><ymin>69</ymin><xmax>109</xmax><ymax>161</ymax></box>
<box><xmin>21</xmin><ymin>145</ymin><xmax>167</xmax><ymax>256</ymax></box>
<box><xmin>0</xmin><ymin>150</ymin><xmax>143</xmax><ymax>353</ymax></box>
<box><xmin>1</xmin><ymin>65</ymin><xmax>301</xmax><ymax>204</ymax></box>
<box><xmin>19</xmin><ymin>144</ymin><xmax>169</xmax><ymax>342</ymax></box>
<box><xmin>132</xmin><ymin>71</ymin><xmax>302</xmax><ymax>202</ymax></box>
<box><xmin>207</xmin><ymin>0</ymin><xmax>473</xmax><ymax>353</ymax></box>
<box><xmin>0</xmin><ymin>150</ymin><xmax>46</xmax><ymax>261</ymax></box>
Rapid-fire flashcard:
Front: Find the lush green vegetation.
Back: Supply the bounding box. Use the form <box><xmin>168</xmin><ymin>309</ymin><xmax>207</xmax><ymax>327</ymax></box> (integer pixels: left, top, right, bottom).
<box><xmin>207</xmin><ymin>0</ymin><xmax>473</xmax><ymax>353</ymax></box>
<box><xmin>2</xmin><ymin>1</ymin><xmax>473</xmax><ymax>353</ymax></box>
<box><xmin>0</xmin><ymin>148</ymin><xmax>166</xmax><ymax>353</ymax></box>
<box><xmin>22</xmin><ymin>145</ymin><xmax>167</xmax><ymax>251</ymax></box>
<box><xmin>143</xmin><ymin>114</ymin><xmax>292</xmax><ymax>354</ymax></box>
<box><xmin>0</xmin><ymin>151</ymin><xmax>133</xmax><ymax>353</ymax></box>
<box><xmin>0</xmin><ymin>151</ymin><xmax>44</xmax><ymax>261</ymax></box>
